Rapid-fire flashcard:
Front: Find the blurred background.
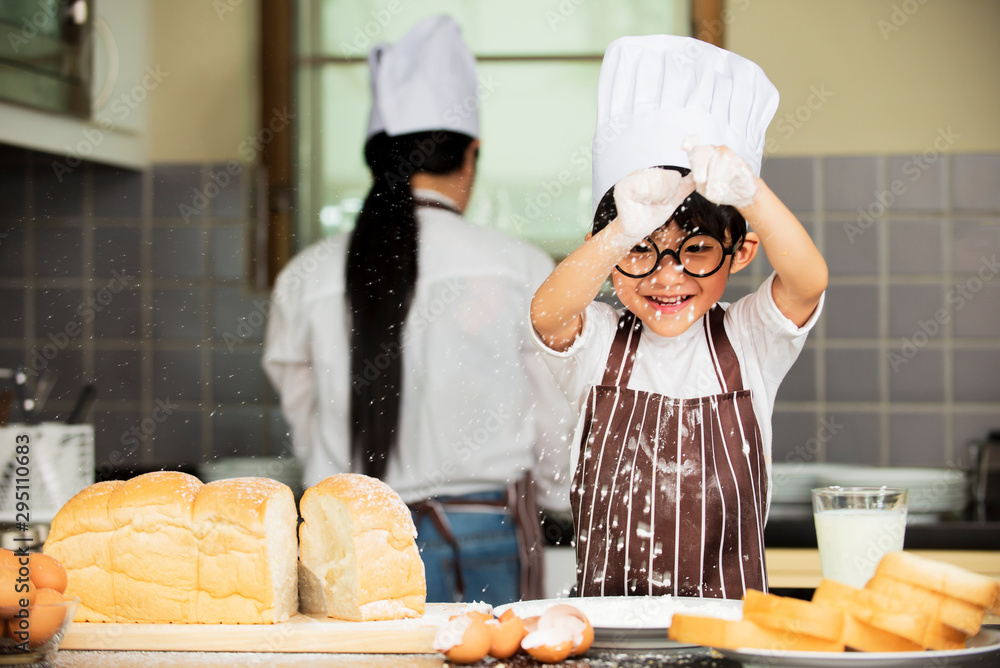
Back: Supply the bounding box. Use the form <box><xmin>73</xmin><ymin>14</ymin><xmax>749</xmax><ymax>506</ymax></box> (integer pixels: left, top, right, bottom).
<box><xmin>0</xmin><ymin>0</ymin><xmax>998</xmax><ymax>494</ymax></box>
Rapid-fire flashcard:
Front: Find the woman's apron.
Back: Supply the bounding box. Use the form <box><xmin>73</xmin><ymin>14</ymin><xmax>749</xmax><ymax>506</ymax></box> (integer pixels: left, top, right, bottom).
<box><xmin>571</xmin><ymin>307</ymin><xmax>768</xmax><ymax>599</ymax></box>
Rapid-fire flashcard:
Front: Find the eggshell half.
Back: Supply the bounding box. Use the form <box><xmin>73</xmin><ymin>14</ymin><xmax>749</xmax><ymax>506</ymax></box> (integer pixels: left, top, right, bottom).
<box><xmin>522</xmin><ymin>627</ymin><xmax>575</xmax><ymax>663</ymax></box>
<box><xmin>488</xmin><ymin>615</ymin><xmax>525</xmax><ymax>659</ymax></box>
<box><xmin>434</xmin><ymin>612</ymin><xmax>491</xmax><ymax>664</ymax></box>
<box><xmin>538</xmin><ymin>603</ymin><xmax>594</xmax><ymax>655</ymax></box>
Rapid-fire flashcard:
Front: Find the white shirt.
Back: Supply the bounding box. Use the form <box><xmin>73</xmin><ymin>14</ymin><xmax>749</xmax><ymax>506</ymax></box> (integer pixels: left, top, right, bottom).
<box><xmin>532</xmin><ymin>273</ymin><xmax>824</xmax><ymax>507</ymax></box>
<box><xmin>263</xmin><ymin>190</ymin><xmax>574</xmax><ymax>507</ymax></box>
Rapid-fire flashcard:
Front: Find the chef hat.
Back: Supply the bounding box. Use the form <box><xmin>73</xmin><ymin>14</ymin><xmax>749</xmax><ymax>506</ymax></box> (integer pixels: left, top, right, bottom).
<box><xmin>366</xmin><ymin>15</ymin><xmax>479</xmax><ymax>140</ymax></box>
<box><xmin>592</xmin><ymin>35</ymin><xmax>779</xmax><ymax>213</ymax></box>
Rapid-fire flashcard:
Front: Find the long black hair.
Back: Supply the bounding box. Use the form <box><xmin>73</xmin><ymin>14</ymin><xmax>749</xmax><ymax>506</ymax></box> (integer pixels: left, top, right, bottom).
<box><xmin>346</xmin><ymin>130</ymin><xmax>475</xmax><ymax>480</ymax></box>
<box><xmin>592</xmin><ymin>166</ymin><xmax>748</xmax><ymax>249</ymax></box>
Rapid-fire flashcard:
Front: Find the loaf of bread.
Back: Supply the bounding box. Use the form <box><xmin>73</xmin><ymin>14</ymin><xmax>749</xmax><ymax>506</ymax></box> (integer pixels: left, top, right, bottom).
<box><xmin>298</xmin><ymin>473</ymin><xmax>426</xmax><ymax>621</ymax></box>
<box><xmin>44</xmin><ymin>472</ymin><xmax>298</xmax><ymax>624</ymax></box>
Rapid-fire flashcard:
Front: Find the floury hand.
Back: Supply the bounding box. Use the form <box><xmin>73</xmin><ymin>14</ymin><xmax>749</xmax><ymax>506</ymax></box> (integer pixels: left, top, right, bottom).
<box><xmin>610</xmin><ymin>168</ymin><xmax>697</xmax><ymax>246</ymax></box>
<box><xmin>683</xmin><ymin>135</ymin><xmax>757</xmax><ymax>208</ymax></box>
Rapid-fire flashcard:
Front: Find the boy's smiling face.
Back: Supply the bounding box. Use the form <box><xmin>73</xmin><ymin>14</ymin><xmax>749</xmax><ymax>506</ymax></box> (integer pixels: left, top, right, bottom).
<box><xmin>612</xmin><ymin>222</ymin><xmax>758</xmax><ymax>337</ymax></box>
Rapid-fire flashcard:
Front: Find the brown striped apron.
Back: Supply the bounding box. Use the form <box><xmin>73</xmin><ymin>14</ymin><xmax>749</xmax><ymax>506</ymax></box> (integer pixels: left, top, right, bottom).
<box><xmin>572</xmin><ymin>306</ymin><xmax>768</xmax><ymax>599</ymax></box>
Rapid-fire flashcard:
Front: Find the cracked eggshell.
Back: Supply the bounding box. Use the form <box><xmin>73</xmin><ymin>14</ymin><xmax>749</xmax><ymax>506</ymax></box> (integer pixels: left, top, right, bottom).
<box><xmin>433</xmin><ymin>612</ymin><xmax>491</xmax><ymax>664</ymax></box>
<box><xmin>538</xmin><ymin>603</ymin><xmax>594</xmax><ymax>656</ymax></box>
<box><xmin>521</xmin><ymin>626</ymin><xmax>575</xmax><ymax>663</ymax></box>
<box><xmin>487</xmin><ymin>614</ymin><xmax>525</xmax><ymax>659</ymax></box>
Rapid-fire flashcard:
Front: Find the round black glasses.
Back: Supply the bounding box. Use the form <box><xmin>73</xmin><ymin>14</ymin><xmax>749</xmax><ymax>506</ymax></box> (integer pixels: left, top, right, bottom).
<box><xmin>616</xmin><ymin>232</ymin><xmax>735</xmax><ymax>279</ymax></box>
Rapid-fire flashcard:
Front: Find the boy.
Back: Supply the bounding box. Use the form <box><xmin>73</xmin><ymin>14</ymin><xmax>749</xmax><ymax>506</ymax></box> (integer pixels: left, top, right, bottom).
<box><xmin>530</xmin><ymin>36</ymin><xmax>827</xmax><ymax>599</ymax></box>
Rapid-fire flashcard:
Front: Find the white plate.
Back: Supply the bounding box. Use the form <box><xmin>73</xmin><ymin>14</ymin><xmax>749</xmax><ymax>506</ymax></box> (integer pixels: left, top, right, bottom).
<box><xmin>494</xmin><ymin>595</ymin><xmax>744</xmax><ymax>650</ymax></box>
<box><xmin>715</xmin><ymin>628</ymin><xmax>1000</xmax><ymax>668</ymax></box>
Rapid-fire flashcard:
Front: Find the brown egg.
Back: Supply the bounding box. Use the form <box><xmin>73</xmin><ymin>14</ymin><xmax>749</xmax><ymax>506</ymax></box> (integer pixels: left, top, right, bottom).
<box><xmin>434</xmin><ymin>612</ymin><xmax>491</xmax><ymax>664</ymax></box>
<box><xmin>0</xmin><ymin>565</ymin><xmax>36</xmax><ymax>615</ymax></box>
<box><xmin>6</xmin><ymin>587</ymin><xmax>67</xmax><ymax>648</ymax></box>
<box><xmin>0</xmin><ymin>549</ymin><xmax>20</xmax><ymax>570</ymax></box>
<box><xmin>521</xmin><ymin>627</ymin><xmax>575</xmax><ymax>663</ymax></box>
<box><xmin>27</xmin><ymin>553</ymin><xmax>68</xmax><ymax>594</ymax></box>
<box><xmin>539</xmin><ymin>603</ymin><xmax>594</xmax><ymax>655</ymax></box>
<box><xmin>487</xmin><ymin>614</ymin><xmax>525</xmax><ymax>659</ymax></box>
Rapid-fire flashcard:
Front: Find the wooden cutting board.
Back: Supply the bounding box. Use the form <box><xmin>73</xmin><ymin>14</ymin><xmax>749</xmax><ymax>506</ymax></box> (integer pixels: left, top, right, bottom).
<box><xmin>60</xmin><ymin>602</ymin><xmax>482</xmax><ymax>653</ymax></box>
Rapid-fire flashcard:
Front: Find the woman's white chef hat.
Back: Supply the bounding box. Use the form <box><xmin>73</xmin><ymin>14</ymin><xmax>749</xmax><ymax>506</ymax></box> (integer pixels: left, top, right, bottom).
<box><xmin>366</xmin><ymin>15</ymin><xmax>479</xmax><ymax>140</ymax></box>
<box><xmin>592</xmin><ymin>35</ymin><xmax>779</xmax><ymax>213</ymax></box>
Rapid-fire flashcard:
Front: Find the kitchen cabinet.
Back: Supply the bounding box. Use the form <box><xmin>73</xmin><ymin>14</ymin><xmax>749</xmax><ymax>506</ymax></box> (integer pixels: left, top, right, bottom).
<box><xmin>0</xmin><ymin>0</ymin><xmax>151</xmax><ymax>168</ymax></box>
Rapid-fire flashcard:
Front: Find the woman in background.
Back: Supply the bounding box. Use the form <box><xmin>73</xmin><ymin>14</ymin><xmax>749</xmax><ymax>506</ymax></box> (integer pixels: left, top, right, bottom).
<box><xmin>263</xmin><ymin>16</ymin><xmax>572</xmax><ymax>605</ymax></box>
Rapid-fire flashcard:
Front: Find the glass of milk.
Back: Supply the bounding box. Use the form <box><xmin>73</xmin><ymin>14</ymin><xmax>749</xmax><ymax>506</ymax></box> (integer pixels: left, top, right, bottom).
<box><xmin>811</xmin><ymin>486</ymin><xmax>908</xmax><ymax>588</ymax></box>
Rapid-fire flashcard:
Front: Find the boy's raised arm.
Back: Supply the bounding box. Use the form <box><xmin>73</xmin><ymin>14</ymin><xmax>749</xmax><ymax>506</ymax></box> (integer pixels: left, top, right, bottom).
<box><xmin>530</xmin><ymin>170</ymin><xmax>695</xmax><ymax>352</ymax></box>
<box><xmin>686</xmin><ymin>140</ymin><xmax>828</xmax><ymax>327</ymax></box>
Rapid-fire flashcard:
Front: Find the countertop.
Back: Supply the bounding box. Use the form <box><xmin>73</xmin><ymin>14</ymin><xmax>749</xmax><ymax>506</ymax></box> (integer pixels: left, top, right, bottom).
<box><xmin>46</xmin><ymin>647</ymin><xmax>739</xmax><ymax>667</ymax></box>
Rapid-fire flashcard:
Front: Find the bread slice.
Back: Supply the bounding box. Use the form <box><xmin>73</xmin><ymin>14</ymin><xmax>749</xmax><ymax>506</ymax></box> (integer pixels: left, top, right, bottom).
<box><xmin>298</xmin><ymin>473</ymin><xmax>426</xmax><ymax>621</ymax></box>
<box><xmin>813</xmin><ymin>578</ymin><xmax>930</xmax><ymax>646</ymax></box>
<box><xmin>668</xmin><ymin>614</ymin><xmax>845</xmax><ymax>652</ymax></box>
<box><xmin>866</xmin><ymin>575</ymin><xmax>984</xmax><ymax>637</ymax></box>
<box><xmin>44</xmin><ymin>480</ymin><xmax>124</xmax><ymax>622</ymax></box>
<box><xmin>811</xmin><ymin>578</ymin><xmax>965</xmax><ymax>649</ymax></box>
<box><xmin>742</xmin><ymin>589</ymin><xmax>845</xmax><ymax>642</ymax></box>
<box><xmin>193</xmin><ymin>478</ymin><xmax>299</xmax><ymax>623</ymax></box>
<box><xmin>875</xmin><ymin>551</ymin><xmax>1000</xmax><ymax>612</ymax></box>
<box><xmin>840</xmin><ymin>615</ymin><xmax>923</xmax><ymax>653</ymax></box>
<box><xmin>108</xmin><ymin>471</ymin><xmax>204</xmax><ymax>622</ymax></box>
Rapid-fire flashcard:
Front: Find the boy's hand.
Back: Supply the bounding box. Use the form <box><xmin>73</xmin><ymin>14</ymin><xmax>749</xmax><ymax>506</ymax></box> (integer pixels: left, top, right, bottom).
<box><xmin>611</xmin><ymin>168</ymin><xmax>696</xmax><ymax>245</ymax></box>
<box><xmin>683</xmin><ymin>136</ymin><xmax>757</xmax><ymax>208</ymax></box>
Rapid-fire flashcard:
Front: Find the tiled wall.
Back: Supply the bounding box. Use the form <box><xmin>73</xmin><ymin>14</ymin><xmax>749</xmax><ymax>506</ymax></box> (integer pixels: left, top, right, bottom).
<box><xmin>0</xmin><ymin>145</ymin><xmax>289</xmax><ymax>474</ymax></box>
<box><xmin>1</xmin><ymin>145</ymin><xmax>999</xmax><ymax>474</ymax></box>
<box><xmin>724</xmin><ymin>154</ymin><xmax>1000</xmax><ymax>470</ymax></box>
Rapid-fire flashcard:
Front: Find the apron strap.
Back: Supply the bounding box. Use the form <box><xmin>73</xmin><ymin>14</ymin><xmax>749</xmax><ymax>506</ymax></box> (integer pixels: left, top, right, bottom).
<box><xmin>408</xmin><ymin>472</ymin><xmax>546</xmax><ymax>601</ymax></box>
<box><xmin>408</xmin><ymin>499</ymin><xmax>466</xmax><ymax>602</ymax></box>
<box><xmin>506</xmin><ymin>472</ymin><xmax>546</xmax><ymax>600</ymax></box>
<box><xmin>413</xmin><ymin>198</ymin><xmax>461</xmax><ymax>215</ymax></box>
<box><xmin>600</xmin><ymin>310</ymin><xmax>643</xmax><ymax>388</ymax></box>
<box><xmin>705</xmin><ymin>305</ymin><xmax>745</xmax><ymax>393</ymax></box>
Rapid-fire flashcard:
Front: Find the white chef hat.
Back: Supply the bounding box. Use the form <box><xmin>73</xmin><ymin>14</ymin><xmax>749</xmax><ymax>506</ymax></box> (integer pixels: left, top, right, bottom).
<box><xmin>366</xmin><ymin>15</ymin><xmax>479</xmax><ymax>140</ymax></box>
<box><xmin>592</xmin><ymin>35</ymin><xmax>779</xmax><ymax>213</ymax></box>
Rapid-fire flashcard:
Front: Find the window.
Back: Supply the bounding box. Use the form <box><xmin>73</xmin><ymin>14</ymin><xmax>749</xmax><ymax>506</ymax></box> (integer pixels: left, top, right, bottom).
<box><xmin>295</xmin><ymin>0</ymin><xmax>689</xmax><ymax>258</ymax></box>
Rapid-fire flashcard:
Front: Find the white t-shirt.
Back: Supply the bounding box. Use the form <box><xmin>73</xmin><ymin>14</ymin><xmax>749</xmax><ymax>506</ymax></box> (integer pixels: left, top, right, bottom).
<box><xmin>263</xmin><ymin>190</ymin><xmax>574</xmax><ymax>507</ymax></box>
<box><xmin>532</xmin><ymin>273</ymin><xmax>824</xmax><ymax>509</ymax></box>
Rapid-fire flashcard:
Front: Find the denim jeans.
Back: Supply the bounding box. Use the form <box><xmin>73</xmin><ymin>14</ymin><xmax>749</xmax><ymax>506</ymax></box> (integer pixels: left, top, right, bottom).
<box><xmin>411</xmin><ymin>490</ymin><xmax>521</xmax><ymax>607</ymax></box>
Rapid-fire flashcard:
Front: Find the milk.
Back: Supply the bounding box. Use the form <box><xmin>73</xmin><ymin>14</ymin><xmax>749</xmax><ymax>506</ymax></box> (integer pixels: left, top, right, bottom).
<box><xmin>813</xmin><ymin>508</ymin><xmax>907</xmax><ymax>588</ymax></box>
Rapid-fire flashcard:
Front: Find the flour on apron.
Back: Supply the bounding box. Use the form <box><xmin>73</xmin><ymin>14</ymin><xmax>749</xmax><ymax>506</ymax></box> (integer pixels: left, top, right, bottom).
<box><xmin>571</xmin><ymin>307</ymin><xmax>768</xmax><ymax>599</ymax></box>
